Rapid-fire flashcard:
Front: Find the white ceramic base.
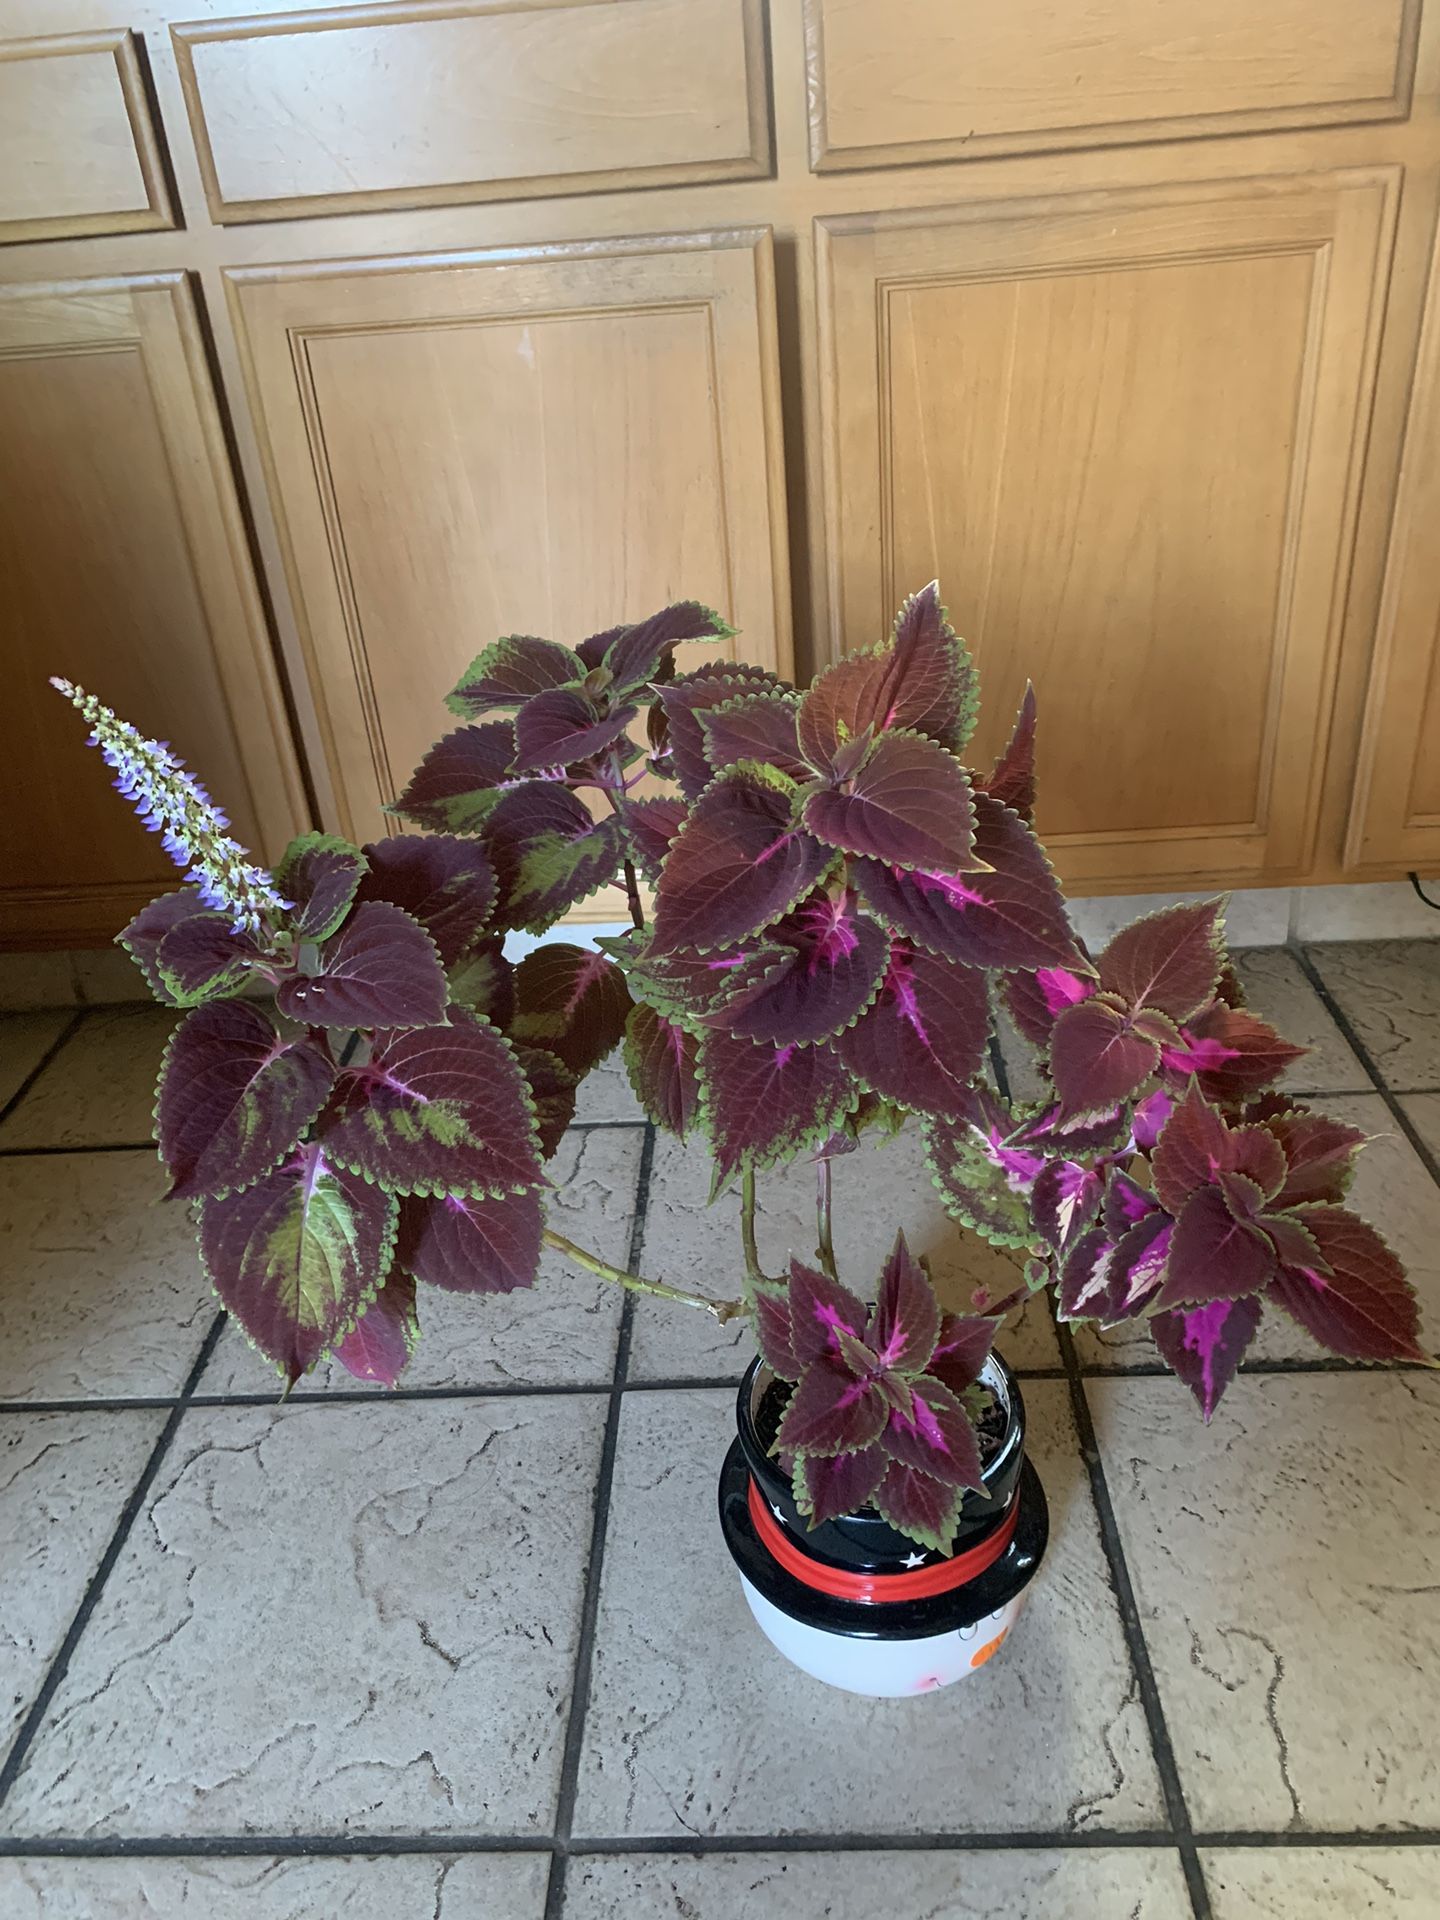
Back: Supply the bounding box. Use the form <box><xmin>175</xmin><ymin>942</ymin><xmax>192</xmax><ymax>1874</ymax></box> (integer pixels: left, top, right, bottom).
<box><xmin>739</xmin><ymin>1576</ymin><xmax>1028</xmax><ymax>1696</ymax></box>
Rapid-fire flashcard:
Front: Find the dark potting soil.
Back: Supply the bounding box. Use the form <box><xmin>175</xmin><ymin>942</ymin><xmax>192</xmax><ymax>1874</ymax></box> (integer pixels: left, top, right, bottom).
<box><xmin>756</xmin><ymin>1376</ymin><xmax>1007</xmax><ymax>1476</ymax></box>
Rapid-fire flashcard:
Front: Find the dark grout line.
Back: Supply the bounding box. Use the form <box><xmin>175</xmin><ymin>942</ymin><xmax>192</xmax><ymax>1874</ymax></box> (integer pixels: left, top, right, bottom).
<box><xmin>1290</xmin><ymin>943</ymin><xmax>1440</xmax><ymax>1194</ymax></box>
<box><xmin>543</xmin><ymin>1121</ymin><xmax>657</xmax><ymax>1920</ymax></box>
<box><xmin>0</xmin><ymin>1010</ymin><xmax>85</xmax><ymax>1132</ymax></box>
<box><xmin>0</xmin><ymin>1141</ymin><xmax>158</xmax><ymax>1158</ymax></box>
<box><xmin>1054</xmin><ymin>1320</ymin><xmax>1214</xmax><ymax>1920</ymax></box>
<box><xmin>5</xmin><ymin>1827</ymin><xmax>1440</xmax><ymax>1861</ymax></box>
<box><xmin>0</xmin><ymin>1310</ymin><xmax>229</xmax><ymax>1812</ymax></box>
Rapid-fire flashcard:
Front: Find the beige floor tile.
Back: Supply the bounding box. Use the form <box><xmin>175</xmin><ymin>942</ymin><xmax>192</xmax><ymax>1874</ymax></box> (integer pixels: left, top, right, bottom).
<box><xmin>563</xmin><ymin>1849</ymin><xmax>1191</xmax><ymax>1917</ymax></box>
<box><xmin>572</xmin><ymin>1381</ymin><xmax>1163</xmax><ymax>1838</ymax></box>
<box><xmin>1091</xmin><ymin>1373</ymin><xmax>1440</xmax><ymax>1831</ymax></box>
<box><xmin>571</xmin><ymin>1054</ymin><xmax>644</xmax><ymax>1124</ymax></box>
<box><xmin>0</xmin><ymin>1151</ymin><xmax>215</xmax><ymax>1401</ymax></box>
<box><xmin>71</xmin><ymin>947</ymin><xmax>156</xmax><ymax>1006</ymax></box>
<box><xmin>202</xmin><ymin>1127</ymin><xmax>641</xmax><ymax>1394</ymax></box>
<box><xmin>1203</xmin><ymin>1848</ymin><xmax>1440</xmax><ymax>1917</ymax></box>
<box><xmin>0</xmin><ymin>1855</ymin><xmax>551</xmax><ymax>1918</ymax></box>
<box><xmin>0</xmin><ymin>1007</ymin><xmax>176</xmax><ymax>1150</ymax></box>
<box><xmin>4</xmin><ymin>1397</ymin><xmax>607</xmax><ymax>1837</ymax></box>
<box><xmin>0</xmin><ymin>1011</ymin><xmax>73</xmax><ymax>1112</ymax></box>
<box><xmin>1230</xmin><ymin>949</ymin><xmax>1369</xmax><ymax>1093</ymax></box>
<box><xmin>0</xmin><ymin>952</ymin><xmax>80</xmax><ymax>1012</ymax></box>
<box><xmin>0</xmin><ymin>1409</ymin><xmax>165</xmax><ymax>1747</ymax></box>
<box><xmin>1307</xmin><ymin>942</ymin><xmax>1440</xmax><ymax>1090</ymax></box>
<box><xmin>1400</xmin><ymin>1091</ymin><xmax>1440</xmax><ymax>1164</ymax></box>
<box><xmin>626</xmin><ymin>1123</ymin><xmax>1060</xmax><ymax>1382</ymax></box>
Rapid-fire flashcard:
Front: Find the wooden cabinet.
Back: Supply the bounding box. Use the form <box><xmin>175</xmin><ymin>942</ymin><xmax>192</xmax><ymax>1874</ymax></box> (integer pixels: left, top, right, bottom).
<box><xmin>1347</xmin><ymin>215</ymin><xmax>1440</xmax><ymax>874</ymax></box>
<box><xmin>0</xmin><ymin>273</ymin><xmax>306</xmax><ymax>947</ymax></box>
<box><xmin>229</xmin><ymin>229</ymin><xmax>791</xmax><ymax>845</ymax></box>
<box><xmin>816</xmin><ymin>172</ymin><xmax>1397</xmax><ymax>890</ymax></box>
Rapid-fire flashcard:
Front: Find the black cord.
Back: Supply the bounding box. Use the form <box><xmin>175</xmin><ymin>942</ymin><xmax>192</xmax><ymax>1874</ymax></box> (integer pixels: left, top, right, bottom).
<box><xmin>1408</xmin><ymin>871</ymin><xmax>1440</xmax><ymax>911</ymax></box>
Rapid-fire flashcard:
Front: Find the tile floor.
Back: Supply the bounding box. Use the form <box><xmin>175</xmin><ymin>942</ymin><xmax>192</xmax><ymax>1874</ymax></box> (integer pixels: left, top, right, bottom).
<box><xmin>0</xmin><ymin>942</ymin><xmax>1437</xmax><ymax>1918</ymax></box>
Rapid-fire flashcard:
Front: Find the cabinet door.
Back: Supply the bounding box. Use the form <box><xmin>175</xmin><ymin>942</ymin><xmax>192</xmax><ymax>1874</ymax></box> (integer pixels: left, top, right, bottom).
<box><xmin>230</xmin><ymin>230</ymin><xmax>791</xmax><ymax>848</ymax></box>
<box><xmin>0</xmin><ymin>275</ymin><xmax>305</xmax><ymax>948</ymax></box>
<box><xmin>817</xmin><ymin>172</ymin><xmax>1395</xmax><ymax>891</ymax></box>
<box><xmin>1347</xmin><ymin>218</ymin><xmax>1440</xmax><ymax>874</ymax></box>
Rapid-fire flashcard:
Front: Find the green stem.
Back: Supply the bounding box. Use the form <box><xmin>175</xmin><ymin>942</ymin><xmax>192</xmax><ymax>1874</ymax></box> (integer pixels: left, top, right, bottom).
<box><xmin>741</xmin><ymin>1165</ymin><xmax>768</xmax><ymax>1287</ymax></box>
<box><xmin>816</xmin><ymin>1155</ymin><xmax>838</xmax><ymax>1281</ymax></box>
<box><xmin>543</xmin><ymin>1227</ymin><xmax>745</xmax><ymax>1324</ymax></box>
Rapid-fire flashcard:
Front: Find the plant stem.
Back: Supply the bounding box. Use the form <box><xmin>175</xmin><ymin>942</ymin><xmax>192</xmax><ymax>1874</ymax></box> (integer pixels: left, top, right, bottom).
<box><xmin>741</xmin><ymin>1165</ymin><xmax>769</xmax><ymax>1287</ymax></box>
<box><xmin>816</xmin><ymin>1156</ymin><xmax>838</xmax><ymax>1281</ymax></box>
<box><xmin>543</xmin><ymin>1228</ymin><xmax>745</xmax><ymax>1323</ymax></box>
<box><xmin>601</xmin><ymin>744</ymin><xmax>646</xmax><ymax>932</ymax></box>
<box><xmin>621</xmin><ymin>857</ymin><xmax>645</xmax><ymax>932</ymax></box>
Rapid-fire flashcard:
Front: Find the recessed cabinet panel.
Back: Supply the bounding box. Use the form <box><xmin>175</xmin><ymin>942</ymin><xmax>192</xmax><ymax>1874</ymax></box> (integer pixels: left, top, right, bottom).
<box><xmin>818</xmin><ymin>174</ymin><xmax>1396</xmax><ymax>889</ymax></box>
<box><xmin>0</xmin><ymin>277</ymin><xmax>305</xmax><ymax>948</ymax></box>
<box><xmin>229</xmin><ymin>231</ymin><xmax>791</xmax><ymax>846</ymax></box>
<box><xmin>806</xmin><ymin>0</ymin><xmax>1417</xmax><ymax>170</ymax></box>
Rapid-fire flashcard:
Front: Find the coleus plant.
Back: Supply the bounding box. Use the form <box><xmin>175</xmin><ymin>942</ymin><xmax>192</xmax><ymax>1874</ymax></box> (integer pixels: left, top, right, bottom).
<box><xmin>52</xmin><ymin>584</ymin><xmax>1431</xmax><ymax>1556</ymax></box>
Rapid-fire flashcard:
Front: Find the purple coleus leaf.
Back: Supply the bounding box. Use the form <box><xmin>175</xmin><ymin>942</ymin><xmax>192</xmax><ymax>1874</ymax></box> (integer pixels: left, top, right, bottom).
<box><xmin>390</xmin><ymin>721</ymin><xmax>515</xmax><ymax>831</ymax></box>
<box><xmin>776</xmin><ymin>1356</ymin><xmax>889</xmax><ymax>1455</ymax></box>
<box><xmin>796</xmin><ymin>1447</ymin><xmax>888</xmax><ymax>1527</ymax></box>
<box><xmin>649</xmin><ymin>765</ymin><xmax>833</xmax><ymax>956</ymax></box>
<box><xmin>1161</xmin><ymin>1003</ymin><xmax>1308</xmax><ymax>1104</ymax></box>
<box><xmin>396</xmin><ymin>1184</ymin><xmax>544</xmax><ymax>1294</ymax></box>
<box><xmin>355</xmin><ymin>835</ymin><xmax>497</xmax><ymax>968</ymax></box>
<box><xmin>699</xmin><ymin>690</ymin><xmax>810</xmax><ymax>784</ymax></box>
<box><xmin>713</xmin><ymin>892</ymin><xmax>889</xmax><ymax>1048</ymax></box>
<box><xmin>836</xmin><ymin>939</ymin><xmax>990</xmax><ymax>1119</ymax></box>
<box><xmin>623</xmin><ymin>1003</ymin><xmax>701</xmax><ymax>1138</ymax></box>
<box><xmin>1265</xmin><ymin>1107</ymin><xmax>1366</xmax><ymax>1208</ymax></box>
<box><xmin>927</xmin><ymin>1311</ymin><xmax>998</xmax><ymax>1396</ymax></box>
<box><xmin>117</xmin><ymin>887</ymin><xmax>214</xmax><ymax>1005</ymax></box>
<box><xmin>446</xmin><ymin>634</ymin><xmax>585</xmax><ymax>716</ymax></box>
<box><xmin>852</xmin><ymin>792</ymin><xmax>1085</xmax><ymax>974</ymax></box>
<box><xmin>1150</xmin><ymin>1082</ymin><xmax>1240</xmax><ymax>1213</ymax></box>
<box><xmin>332</xmin><ymin>1269</ymin><xmax>419</xmax><ymax>1388</ymax></box>
<box><xmin>157</xmin><ymin>1000</ymin><xmax>336</xmax><ymax>1202</ymax></box>
<box><xmin>609</xmin><ymin>930</ymin><xmax>789</xmax><ymax>1032</ymax></box>
<box><xmin>1096</xmin><ymin>898</ymin><xmax>1225</xmax><ymax>1023</ymax></box>
<box><xmin>510</xmin><ymin>943</ymin><xmax>631</xmax><ymax>1078</ymax></box>
<box><xmin>1268</xmin><ymin>1205</ymin><xmax>1427</xmax><ymax>1362</ymax></box>
<box><xmin>154</xmin><ymin>912</ymin><xmax>264</xmax><ymax>1006</ymax></box>
<box><xmin>1151</xmin><ymin>1295</ymin><xmax>1262</xmax><ymax>1421</ymax></box>
<box><xmin>1155</xmin><ymin>1186</ymin><xmax>1277</xmax><ymax>1311</ymax></box>
<box><xmin>872</xmin><ymin>1460</ymin><xmax>967</xmax><ymax>1554</ymax></box>
<box><xmin>603</xmin><ymin>600</ymin><xmax>734</xmax><ymax>700</ymax></box>
<box><xmin>1000</xmin><ymin>960</ymin><xmax>1095</xmax><ymax>1050</ymax></box>
<box><xmin>448</xmin><ymin>938</ymin><xmax>515</xmax><ymax>1030</ymax></box>
<box><xmin>787</xmin><ymin>1258</ymin><xmax>870</xmax><ymax>1367</ymax></box>
<box><xmin>878</xmin><ymin>1373</ymin><xmax>985</xmax><ymax>1491</ymax></box>
<box><xmin>867</xmin><ymin>1232</ymin><xmax>941</xmax><ymax>1373</ymax></box>
<box><xmin>658</xmin><ymin>665</ymin><xmax>783</xmax><ymax>800</ymax></box>
<box><xmin>978</xmin><ymin>684</ymin><xmax>1038</xmax><ymax>823</ymax></box>
<box><xmin>274</xmin><ymin>832</ymin><xmax>367</xmax><ymax>943</ymax></box>
<box><xmin>797</xmin><ymin>582</ymin><xmax>976</xmax><ymax>772</ymax></box>
<box><xmin>198</xmin><ymin>1144</ymin><xmax>398</xmax><ymax>1385</ymax></box>
<box><xmin>1048</xmin><ymin>994</ymin><xmax>1159</xmax><ymax>1118</ymax></box>
<box><xmin>320</xmin><ymin>1014</ymin><xmax>544</xmax><ymax>1199</ymax></box>
<box><xmin>699</xmin><ymin>1031</ymin><xmax>856</xmax><ymax>1181</ymax></box>
<box><xmin>512</xmin><ymin>1045</ymin><xmax>579</xmax><ymax>1158</ymax></box>
<box><xmin>276</xmin><ymin>900</ymin><xmax>448</xmax><ymax>1030</ymax></box>
<box><xmin>621</xmin><ymin>796</ymin><xmax>686</xmax><ymax>883</ymax></box>
<box><xmin>921</xmin><ymin>1110</ymin><xmax>1038</xmax><ymax>1249</ymax></box>
<box><xmin>1030</xmin><ymin>1157</ymin><xmax>1103</xmax><ymax>1254</ymax></box>
<box><xmin>803</xmin><ymin>730</ymin><xmax>979</xmax><ymax>873</ymax></box>
<box><xmin>481</xmin><ymin>783</ymin><xmax>625</xmax><ymax>930</ymax></box>
<box><xmin>511</xmin><ymin>686</ymin><xmax>637</xmax><ymax>774</ymax></box>
<box><xmin>750</xmin><ymin>1278</ymin><xmax>802</xmax><ymax>1382</ymax></box>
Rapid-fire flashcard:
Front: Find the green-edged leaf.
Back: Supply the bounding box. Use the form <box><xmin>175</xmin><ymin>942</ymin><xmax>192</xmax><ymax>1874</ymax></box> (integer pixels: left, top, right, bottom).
<box><xmin>621</xmin><ymin>796</ymin><xmax>686</xmax><ymax>884</ymax></box>
<box><xmin>355</xmin><ymin>835</ymin><xmax>496</xmax><ymax>967</ymax></box>
<box><xmin>198</xmin><ymin>1144</ymin><xmax>398</xmax><ymax>1384</ymax></box>
<box><xmin>274</xmin><ymin>832</ymin><xmax>368</xmax><ymax>942</ymax></box>
<box><xmin>698</xmin><ymin>1031</ymin><xmax>856</xmax><ymax>1181</ymax></box>
<box><xmin>117</xmin><ymin>888</ymin><xmax>211</xmax><ymax>1006</ymax></box>
<box><xmin>481</xmin><ymin>783</ymin><xmax>624</xmax><ymax>931</ymax></box>
<box><xmin>1097</xmin><ymin>898</ymin><xmax>1225</xmax><ymax>1023</ymax></box>
<box><xmin>1268</xmin><ymin>1204</ymin><xmax>1427</xmax><ymax>1363</ymax></box>
<box><xmin>510</xmin><ymin>943</ymin><xmax>632</xmax><ymax>1077</ymax></box>
<box><xmin>604</xmin><ymin>601</ymin><xmax>734</xmax><ymax>700</ymax></box>
<box><xmin>979</xmin><ymin>684</ymin><xmax>1037</xmax><ymax>823</ymax></box>
<box><xmin>872</xmin><ymin>1459</ymin><xmax>965</xmax><ymax>1554</ymax></box>
<box><xmin>804</xmin><ymin>730</ymin><xmax>978</xmax><ymax>872</ymax></box>
<box><xmin>657</xmin><ymin>665</ymin><xmax>783</xmax><ymax>799</ymax></box>
<box><xmin>447</xmin><ymin>938</ymin><xmax>515</xmax><ymax>1029</ymax></box>
<box><xmin>512</xmin><ymin>687</ymin><xmax>637</xmax><ymax>774</ymax></box>
<box><xmin>699</xmin><ymin>690</ymin><xmax>809</xmax><ymax>783</ymax></box>
<box><xmin>390</xmin><ymin>721</ymin><xmax>515</xmax><ymax>831</ymax></box>
<box><xmin>157</xmin><ymin>1000</ymin><xmax>336</xmax><ymax>1201</ymax></box>
<box><xmin>332</xmin><ymin>1269</ymin><xmax>419</xmax><ymax>1387</ymax></box>
<box><xmin>155</xmin><ymin>913</ymin><xmax>264</xmax><ymax>1007</ymax></box>
<box><xmin>513</xmin><ymin>1044</ymin><xmax>578</xmax><ymax>1158</ymax></box>
<box><xmin>624</xmin><ymin>1002</ymin><xmax>701</xmax><ymax>1138</ymax></box>
<box><xmin>276</xmin><ymin>901</ymin><xmax>448</xmax><ymax>1030</ymax></box>
<box><xmin>922</xmin><ymin>1116</ymin><xmax>1037</xmax><ymax>1249</ymax></box>
<box><xmin>447</xmin><ymin>635</ymin><xmax>585</xmax><ymax>716</ymax></box>
<box><xmin>320</xmin><ymin>1014</ymin><xmax>544</xmax><ymax>1198</ymax></box>
<box><xmin>396</xmin><ymin>1185</ymin><xmax>544</xmax><ymax>1294</ymax></box>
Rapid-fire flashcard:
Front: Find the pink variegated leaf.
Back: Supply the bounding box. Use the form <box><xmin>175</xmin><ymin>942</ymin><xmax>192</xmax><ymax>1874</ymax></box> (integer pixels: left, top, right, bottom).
<box><xmin>927</xmin><ymin>1311</ymin><xmax>998</xmax><ymax>1396</ymax></box>
<box><xmin>1269</xmin><ymin>1206</ymin><xmax>1427</xmax><ymax>1363</ymax></box>
<box><xmin>795</xmin><ymin>1445</ymin><xmax>888</xmax><ymax>1526</ymax></box>
<box><xmin>650</xmin><ymin>765</ymin><xmax>832</xmax><ymax>956</ymax></box>
<box><xmin>872</xmin><ymin>1459</ymin><xmax>966</xmax><ymax>1554</ymax></box>
<box><xmin>1001</xmin><ymin>962</ymin><xmax>1095</xmax><ymax>1050</ymax></box>
<box><xmin>511</xmin><ymin>686</ymin><xmax>637</xmax><ymax>774</ymax></box>
<box><xmin>1151</xmin><ymin>1295</ymin><xmax>1263</xmax><ymax>1421</ymax></box>
<box><xmin>1108</xmin><ymin>1212</ymin><xmax>1173</xmax><ymax>1316</ymax></box>
<box><xmin>716</xmin><ymin>895</ymin><xmax>889</xmax><ymax>1048</ymax></box>
<box><xmin>274</xmin><ymin>833</ymin><xmax>367</xmax><ymax>943</ymax></box>
<box><xmin>1048</xmin><ymin>996</ymin><xmax>1158</xmax><ymax>1118</ymax></box>
<box><xmin>1057</xmin><ymin>1227</ymin><xmax>1115</xmax><ymax>1321</ymax></box>
<box><xmin>867</xmin><ymin>1231</ymin><xmax>941</xmax><ymax>1373</ymax></box>
<box><xmin>788</xmin><ymin>1258</ymin><xmax>871</xmax><ymax>1367</ymax></box>
<box><xmin>699</xmin><ymin>690</ymin><xmax>809</xmax><ymax>783</ymax></box>
<box><xmin>603</xmin><ymin>601</ymin><xmax>734</xmax><ymax>700</ymax></box>
<box><xmin>511</xmin><ymin>943</ymin><xmax>631</xmax><ymax>1078</ymax></box>
<box><xmin>879</xmin><ymin>1374</ymin><xmax>985</xmax><ymax>1491</ymax></box>
<box><xmin>921</xmin><ymin>1114</ymin><xmax>1038</xmax><ymax>1249</ymax></box>
<box><xmin>836</xmin><ymin>940</ymin><xmax>989</xmax><ymax>1120</ymax></box>
<box><xmin>446</xmin><ymin>635</ymin><xmax>585</xmax><ymax>716</ymax></box>
<box><xmin>803</xmin><ymin>730</ymin><xmax>979</xmax><ymax>873</ymax></box>
<box><xmin>1030</xmin><ymin>1157</ymin><xmax>1103</xmax><ymax>1253</ymax></box>
<box><xmin>622</xmin><ymin>796</ymin><xmax>686</xmax><ymax>883</ymax></box>
<box><xmin>1097</xmin><ymin>899</ymin><xmax>1225</xmax><ymax>1022</ymax></box>
<box><xmin>777</xmin><ymin>1357</ymin><xmax>889</xmax><ymax>1456</ymax></box>
<box><xmin>332</xmin><ymin>1270</ymin><xmax>419</xmax><ymax>1387</ymax></box>
<box><xmin>979</xmin><ymin>684</ymin><xmax>1038</xmax><ymax>823</ymax></box>
<box><xmin>658</xmin><ymin>666</ymin><xmax>782</xmax><ymax>800</ymax></box>
<box><xmin>1161</xmin><ymin>1004</ymin><xmax>1307</xmax><ymax>1103</ymax></box>
<box><xmin>395</xmin><ymin>1185</ymin><xmax>544</xmax><ymax>1294</ymax></box>
<box><xmin>613</xmin><ymin>932</ymin><xmax>790</xmax><ymax>1033</ymax></box>
<box><xmin>853</xmin><ymin>793</ymin><xmax>1086</xmax><ymax>974</ymax></box>
<box><xmin>355</xmin><ymin>835</ymin><xmax>497</xmax><ymax>967</ymax></box>
<box><xmin>623</xmin><ymin>1003</ymin><xmax>701</xmax><ymax>1139</ymax></box>
<box><xmin>1103</xmin><ymin>1168</ymin><xmax>1162</xmax><ymax>1237</ymax></box>
<box><xmin>276</xmin><ymin>901</ymin><xmax>447</xmax><ymax>1031</ymax></box>
<box><xmin>700</xmin><ymin>1029</ymin><xmax>856</xmax><ymax>1181</ymax></box>
<box><xmin>1155</xmin><ymin>1187</ymin><xmax>1277</xmax><ymax>1311</ymax></box>
<box><xmin>1132</xmin><ymin>1088</ymin><xmax>1176</xmax><ymax>1152</ymax></box>
<box><xmin>391</xmin><ymin>722</ymin><xmax>516</xmax><ymax>831</ymax></box>
<box><xmin>157</xmin><ymin>1000</ymin><xmax>335</xmax><ymax>1202</ymax></box>
<box><xmin>1267</xmin><ymin>1108</ymin><xmax>1366</xmax><ymax>1208</ymax></box>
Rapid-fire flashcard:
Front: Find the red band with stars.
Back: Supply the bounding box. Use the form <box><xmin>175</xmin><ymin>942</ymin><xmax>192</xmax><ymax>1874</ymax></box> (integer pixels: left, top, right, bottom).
<box><xmin>746</xmin><ymin>1477</ymin><xmax>1019</xmax><ymax>1605</ymax></box>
